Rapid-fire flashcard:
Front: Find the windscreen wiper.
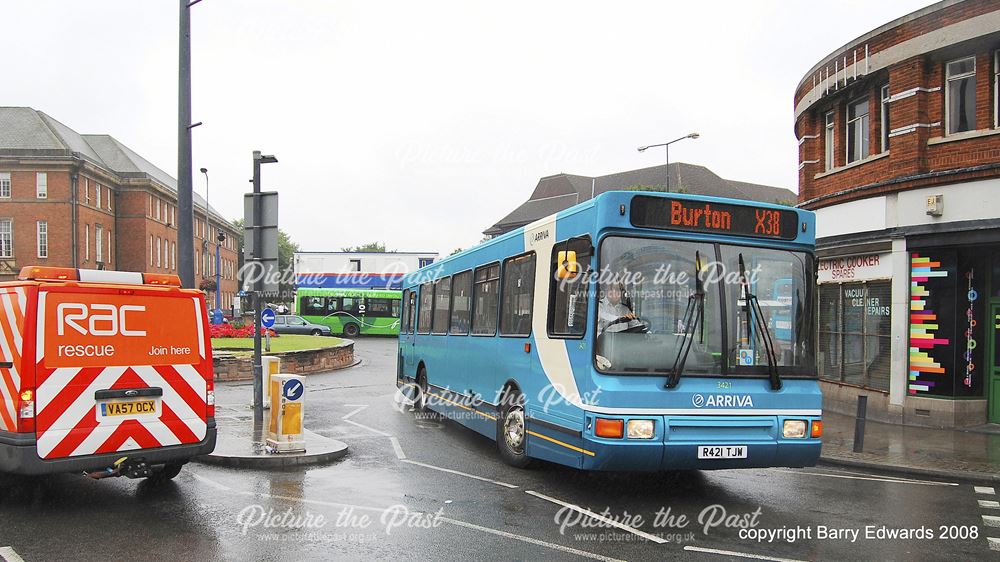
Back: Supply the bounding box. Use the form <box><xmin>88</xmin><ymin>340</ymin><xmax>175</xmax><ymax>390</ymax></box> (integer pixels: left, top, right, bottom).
<box><xmin>666</xmin><ymin>251</ymin><xmax>704</xmax><ymax>389</ymax></box>
<box><xmin>738</xmin><ymin>254</ymin><xmax>781</xmax><ymax>391</ymax></box>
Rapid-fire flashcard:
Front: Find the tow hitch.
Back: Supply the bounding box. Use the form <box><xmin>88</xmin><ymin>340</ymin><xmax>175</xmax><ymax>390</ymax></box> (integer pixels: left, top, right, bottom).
<box><xmin>84</xmin><ymin>457</ymin><xmax>154</xmax><ymax>480</ymax></box>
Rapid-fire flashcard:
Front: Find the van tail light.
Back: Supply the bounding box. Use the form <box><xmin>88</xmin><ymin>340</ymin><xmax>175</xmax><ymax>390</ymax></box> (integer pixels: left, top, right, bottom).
<box><xmin>17</xmin><ymin>388</ymin><xmax>35</xmax><ymax>433</ymax></box>
<box><xmin>206</xmin><ymin>382</ymin><xmax>215</xmax><ymax>418</ymax></box>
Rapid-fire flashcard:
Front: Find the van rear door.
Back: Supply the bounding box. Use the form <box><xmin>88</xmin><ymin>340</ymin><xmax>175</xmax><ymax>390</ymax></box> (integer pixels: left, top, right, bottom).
<box><xmin>34</xmin><ymin>284</ymin><xmax>210</xmax><ymax>460</ymax></box>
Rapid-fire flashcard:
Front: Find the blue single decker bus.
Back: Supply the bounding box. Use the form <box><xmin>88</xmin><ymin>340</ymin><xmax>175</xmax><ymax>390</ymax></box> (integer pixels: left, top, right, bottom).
<box><xmin>398</xmin><ymin>191</ymin><xmax>820</xmax><ymax>471</ymax></box>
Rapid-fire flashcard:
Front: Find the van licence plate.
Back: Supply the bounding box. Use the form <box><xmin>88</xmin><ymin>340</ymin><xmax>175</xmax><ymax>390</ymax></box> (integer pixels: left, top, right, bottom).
<box><xmin>697</xmin><ymin>445</ymin><xmax>747</xmax><ymax>459</ymax></box>
<box><xmin>101</xmin><ymin>400</ymin><xmax>157</xmax><ymax>417</ymax></box>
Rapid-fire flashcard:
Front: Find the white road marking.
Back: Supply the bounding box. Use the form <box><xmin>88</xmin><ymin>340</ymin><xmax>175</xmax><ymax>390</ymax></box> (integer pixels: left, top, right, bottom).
<box><xmin>975</xmin><ymin>486</ymin><xmax>996</xmax><ymax>495</ymax></box>
<box><xmin>525</xmin><ymin>490</ymin><xmax>667</xmax><ymax>544</ymax></box>
<box><xmin>988</xmin><ymin>537</ymin><xmax>1000</xmax><ymax>551</ymax></box>
<box><xmin>340</xmin><ymin>417</ymin><xmax>392</xmax><ymax>437</ymax></box>
<box><xmin>342</xmin><ymin>405</ymin><xmax>367</xmax><ymax>420</ymax></box>
<box><xmin>978</xmin><ymin>500</ymin><xmax>1000</xmax><ymax>509</ymax></box>
<box><xmin>772</xmin><ymin>469</ymin><xmax>956</xmax><ymax>486</ymax></box>
<box><xmin>402</xmin><ymin>459</ymin><xmax>517</xmax><ymax>489</ymax></box>
<box><xmin>439</xmin><ymin>515</ymin><xmax>625</xmax><ymax>562</ymax></box>
<box><xmin>809</xmin><ymin>467</ymin><xmax>941</xmax><ymax>483</ymax></box>
<box><xmin>390</xmin><ymin>436</ymin><xmax>407</xmax><ymax>460</ymax></box>
<box><xmin>190</xmin><ymin>472</ymin><xmax>615</xmax><ymax>561</ymax></box>
<box><xmin>983</xmin><ymin>515</ymin><xmax>1000</xmax><ymax>528</ymax></box>
<box><xmin>0</xmin><ymin>547</ymin><xmax>25</xmax><ymax>562</ymax></box>
<box><xmin>684</xmin><ymin>545</ymin><xmax>807</xmax><ymax>562</ymax></box>
<box><xmin>189</xmin><ymin>470</ymin><xmax>233</xmax><ymax>492</ymax></box>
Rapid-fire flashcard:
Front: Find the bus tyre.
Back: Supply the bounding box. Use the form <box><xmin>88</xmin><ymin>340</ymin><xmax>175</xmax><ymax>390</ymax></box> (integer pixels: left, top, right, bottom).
<box><xmin>146</xmin><ymin>462</ymin><xmax>183</xmax><ymax>483</ymax></box>
<box><xmin>497</xmin><ymin>388</ymin><xmax>532</xmax><ymax>468</ymax></box>
<box><xmin>416</xmin><ymin>369</ymin><xmax>429</xmax><ymax>412</ymax></box>
<box><xmin>344</xmin><ymin>323</ymin><xmax>360</xmax><ymax>337</ymax></box>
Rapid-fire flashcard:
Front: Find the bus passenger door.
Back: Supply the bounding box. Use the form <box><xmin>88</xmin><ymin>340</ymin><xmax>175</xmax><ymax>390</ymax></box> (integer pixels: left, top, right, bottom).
<box><xmin>399</xmin><ymin>290</ymin><xmax>415</xmax><ymax>379</ymax></box>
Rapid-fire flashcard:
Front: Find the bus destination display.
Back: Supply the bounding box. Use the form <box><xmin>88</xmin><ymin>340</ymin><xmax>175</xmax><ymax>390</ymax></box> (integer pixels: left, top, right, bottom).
<box><xmin>630</xmin><ymin>196</ymin><xmax>799</xmax><ymax>240</ymax></box>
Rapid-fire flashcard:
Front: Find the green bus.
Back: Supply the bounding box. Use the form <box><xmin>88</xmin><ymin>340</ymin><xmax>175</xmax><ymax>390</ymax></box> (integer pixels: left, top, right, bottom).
<box><xmin>296</xmin><ymin>287</ymin><xmax>402</xmax><ymax>337</ymax></box>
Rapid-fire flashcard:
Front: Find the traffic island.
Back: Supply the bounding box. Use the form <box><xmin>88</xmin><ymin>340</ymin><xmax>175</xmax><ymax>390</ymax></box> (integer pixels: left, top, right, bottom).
<box><xmin>212</xmin><ymin>337</ymin><xmax>357</xmax><ymax>381</ymax></box>
<box><xmin>194</xmin><ymin>405</ymin><xmax>348</xmax><ymax>469</ymax></box>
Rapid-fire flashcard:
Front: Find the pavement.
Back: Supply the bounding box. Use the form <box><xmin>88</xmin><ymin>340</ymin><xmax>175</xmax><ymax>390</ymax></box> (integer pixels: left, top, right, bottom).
<box><xmin>820</xmin><ymin>411</ymin><xmax>1000</xmax><ymax>484</ymax></box>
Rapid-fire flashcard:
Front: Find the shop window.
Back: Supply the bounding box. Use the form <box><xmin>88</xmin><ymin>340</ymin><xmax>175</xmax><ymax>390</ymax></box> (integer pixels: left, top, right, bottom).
<box><xmin>818</xmin><ymin>281</ymin><xmax>890</xmax><ymax>391</ymax></box>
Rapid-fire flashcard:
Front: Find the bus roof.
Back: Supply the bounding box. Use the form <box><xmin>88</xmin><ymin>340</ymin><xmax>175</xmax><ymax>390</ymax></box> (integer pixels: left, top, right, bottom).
<box><xmin>406</xmin><ymin>191</ymin><xmax>814</xmax><ymax>286</ymax></box>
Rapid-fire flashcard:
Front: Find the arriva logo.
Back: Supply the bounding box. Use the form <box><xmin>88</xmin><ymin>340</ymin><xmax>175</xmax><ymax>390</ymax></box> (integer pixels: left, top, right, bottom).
<box><xmin>691</xmin><ymin>393</ymin><xmax>754</xmax><ymax>408</ymax></box>
<box><xmin>56</xmin><ymin>303</ymin><xmax>147</xmax><ymax>337</ymax></box>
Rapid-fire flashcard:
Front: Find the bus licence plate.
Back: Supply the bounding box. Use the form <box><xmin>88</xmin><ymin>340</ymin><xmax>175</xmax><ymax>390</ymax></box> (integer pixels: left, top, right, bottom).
<box><xmin>101</xmin><ymin>400</ymin><xmax>157</xmax><ymax>417</ymax></box>
<box><xmin>697</xmin><ymin>445</ymin><xmax>747</xmax><ymax>459</ymax></box>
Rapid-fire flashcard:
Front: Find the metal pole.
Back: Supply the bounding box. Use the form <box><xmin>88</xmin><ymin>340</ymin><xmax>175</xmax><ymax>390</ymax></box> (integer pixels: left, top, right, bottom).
<box><xmin>853</xmin><ymin>394</ymin><xmax>867</xmax><ymax>453</ymax></box>
<box><xmin>665</xmin><ymin>144</ymin><xmax>670</xmax><ymax>193</ymax></box>
<box><xmin>177</xmin><ymin>0</ymin><xmax>194</xmax><ymax>288</ymax></box>
<box><xmin>216</xmin><ymin>233</ymin><xmax>221</xmax><ymax>320</ymax></box>
<box><xmin>252</xmin><ymin>152</ymin><xmax>263</xmax><ymax>424</ymax></box>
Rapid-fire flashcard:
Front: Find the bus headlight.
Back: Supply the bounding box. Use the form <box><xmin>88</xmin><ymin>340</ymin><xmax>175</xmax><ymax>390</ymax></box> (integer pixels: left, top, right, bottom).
<box><xmin>782</xmin><ymin>419</ymin><xmax>807</xmax><ymax>438</ymax></box>
<box><xmin>626</xmin><ymin>419</ymin><xmax>654</xmax><ymax>439</ymax></box>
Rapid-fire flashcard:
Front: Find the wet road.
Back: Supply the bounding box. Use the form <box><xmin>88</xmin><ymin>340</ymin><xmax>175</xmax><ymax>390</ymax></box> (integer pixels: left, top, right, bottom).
<box><xmin>1</xmin><ymin>338</ymin><xmax>997</xmax><ymax>561</ymax></box>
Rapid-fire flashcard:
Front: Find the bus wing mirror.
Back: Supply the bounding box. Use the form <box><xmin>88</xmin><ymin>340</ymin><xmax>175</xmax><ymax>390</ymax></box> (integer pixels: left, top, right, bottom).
<box><xmin>557</xmin><ymin>250</ymin><xmax>579</xmax><ymax>279</ymax></box>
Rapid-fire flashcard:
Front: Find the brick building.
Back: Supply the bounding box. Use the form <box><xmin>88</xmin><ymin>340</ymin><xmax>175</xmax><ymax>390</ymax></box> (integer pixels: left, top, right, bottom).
<box><xmin>794</xmin><ymin>0</ymin><xmax>1000</xmax><ymax>427</ymax></box>
<box><xmin>0</xmin><ymin>107</ymin><xmax>240</xmax><ymax>310</ymax></box>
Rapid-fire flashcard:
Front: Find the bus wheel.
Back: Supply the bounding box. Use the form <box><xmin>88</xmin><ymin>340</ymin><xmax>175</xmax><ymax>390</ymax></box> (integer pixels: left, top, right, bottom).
<box><xmin>497</xmin><ymin>387</ymin><xmax>532</xmax><ymax>468</ymax></box>
<box><xmin>344</xmin><ymin>323</ymin><xmax>360</xmax><ymax>337</ymax></box>
<box><xmin>416</xmin><ymin>368</ymin><xmax>429</xmax><ymax>412</ymax></box>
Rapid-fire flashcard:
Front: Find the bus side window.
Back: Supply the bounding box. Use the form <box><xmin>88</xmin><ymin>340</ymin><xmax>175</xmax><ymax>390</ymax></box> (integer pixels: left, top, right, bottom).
<box><xmin>500</xmin><ymin>253</ymin><xmax>536</xmax><ymax>337</ymax></box>
<box><xmin>548</xmin><ymin>237</ymin><xmax>592</xmax><ymax>337</ymax></box>
<box><xmin>407</xmin><ymin>291</ymin><xmax>417</xmax><ymax>333</ymax></box>
<box><xmin>417</xmin><ymin>283</ymin><xmax>433</xmax><ymax>333</ymax></box>
<box><xmin>399</xmin><ymin>292</ymin><xmax>409</xmax><ymax>332</ymax></box>
<box><xmin>450</xmin><ymin>270</ymin><xmax>472</xmax><ymax>335</ymax></box>
<box><xmin>471</xmin><ymin>263</ymin><xmax>500</xmax><ymax>335</ymax></box>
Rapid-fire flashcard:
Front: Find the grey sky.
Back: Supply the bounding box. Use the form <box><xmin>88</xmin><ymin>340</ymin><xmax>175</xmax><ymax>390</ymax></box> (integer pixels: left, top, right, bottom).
<box><xmin>3</xmin><ymin>0</ymin><xmax>933</xmax><ymax>255</ymax></box>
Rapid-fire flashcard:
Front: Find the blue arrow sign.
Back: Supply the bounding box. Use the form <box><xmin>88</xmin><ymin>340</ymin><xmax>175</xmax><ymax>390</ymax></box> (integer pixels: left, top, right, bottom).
<box><xmin>261</xmin><ymin>308</ymin><xmax>276</xmax><ymax>328</ymax></box>
<box><xmin>283</xmin><ymin>379</ymin><xmax>304</xmax><ymax>401</ymax></box>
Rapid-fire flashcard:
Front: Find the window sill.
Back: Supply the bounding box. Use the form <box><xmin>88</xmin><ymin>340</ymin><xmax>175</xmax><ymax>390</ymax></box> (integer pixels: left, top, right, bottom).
<box><xmin>927</xmin><ymin>128</ymin><xmax>1000</xmax><ymax>145</ymax></box>
<box><xmin>813</xmin><ymin>151</ymin><xmax>890</xmax><ymax>180</ymax></box>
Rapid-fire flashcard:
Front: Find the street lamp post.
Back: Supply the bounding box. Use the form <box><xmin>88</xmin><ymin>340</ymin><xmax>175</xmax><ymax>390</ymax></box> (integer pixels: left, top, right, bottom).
<box><xmin>200</xmin><ymin>167</ymin><xmax>223</xmax><ymax>325</ymax></box>
<box><xmin>251</xmin><ymin>151</ymin><xmax>278</xmax><ymax>424</ymax></box>
<box><xmin>638</xmin><ymin>132</ymin><xmax>700</xmax><ymax>192</ymax></box>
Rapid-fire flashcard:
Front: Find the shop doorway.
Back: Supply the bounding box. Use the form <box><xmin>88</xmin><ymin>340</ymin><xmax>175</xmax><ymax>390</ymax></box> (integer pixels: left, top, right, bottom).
<box><xmin>991</xmin><ymin>303</ymin><xmax>1000</xmax><ymax>424</ymax></box>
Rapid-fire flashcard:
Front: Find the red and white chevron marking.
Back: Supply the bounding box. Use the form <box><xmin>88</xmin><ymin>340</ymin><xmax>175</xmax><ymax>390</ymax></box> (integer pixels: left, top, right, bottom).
<box><xmin>35</xmin><ymin>363</ymin><xmax>207</xmax><ymax>459</ymax></box>
<box><xmin>0</xmin><ymin>288</ymin><xmax>26</xmax><ymax>432</ymax></box>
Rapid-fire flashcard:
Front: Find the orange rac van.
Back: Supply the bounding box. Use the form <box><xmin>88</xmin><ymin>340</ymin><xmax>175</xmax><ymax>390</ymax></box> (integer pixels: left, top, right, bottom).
<box><xmin>0</xmin><ymin>266</ymin><xmax>216</xmax><ymax>481</ymax></box>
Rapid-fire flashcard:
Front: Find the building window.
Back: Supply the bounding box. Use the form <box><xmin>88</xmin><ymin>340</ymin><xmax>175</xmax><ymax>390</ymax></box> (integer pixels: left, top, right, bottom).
<box><xmin>818</xmin><ymin>281</ymin><xmax>890</xmax><ymax>391</ymax></box>
<box><xmin>157</xmin><ymin>236</ymin><xmax>162</xmax><ymax>267</ymax></box>
<box><xmin>107</xmin><ymin>229</ymin><xmax>112</xmax><ymax>264</ymax></box>
<box><xmin>96</xmin><ymin>184</ymin><xmax>101</xmax><ymax>209</ymax></box>
<box><xmin>150</xmin><ymin>235</ymin><xmax>154</xmax><ymax>265</ymax></box>
<box><xmin>95</xmin><ymin>225</ymin><xmax>104</xmax><ymax>263</ymax></box>
<box><xmin>164</xmin><ymin>238</ymin><xmax>169</xmax><ymax>270</ymax></box>
<box><xmin>85</xmin><ymin>224</ymin><xmax>90</xmax><ymax>261</ymax></box>
<box><xmin>846</xmin><ymin>98</ymin><xmax>869</xmax><ymax>163</ymax></box>
<box><xmin>36</xmin><ymin>172</ymin><xmax>47</xmax><ymax>199</ymax></box>
<box><xmin>36</xmin><ymin>221</ymin><xmax>48</xmax><ymax>258</ymax></box>
<box><xmin>84</xmin><ymin>178</ymin><xmax>90</xmax><ymax>204</ymax></box>
<box><xmin>155</xmin><ymin>198</ymin><xmax>161</xmax><ymax>221</ymax></box>
<box><xmin>994</xmin><ymin>51</ymin><xmax>999</xmax><ymax>128</ymax></box>
<box><xmin>946</xmin><ymin>56</ymin><xmax>976</xmax><ymax>134</ymax></box>
<box><xmin>170</xmin><ymin>206</ymin><xmax>175</xmax><ymax>226</ymax></box>
<box><xmin>419</xmin><ymin>257</ymin><xmax>434</xmax><ymax>268</ymax></box>
<box><xmin>107</xmin><ymin>187</ymin><xmax>112</xmax><ymax>210</ymax></box>
<box><xmin>0</xmin><ymin>172</ymin><xmax>10</xmax><ymax>198</ymax></box>
<box><xmin>880</xmin><ymin>84</ymin><xmax>890</xmax><ymax>151</ymax></box>
<box><xmin>824</xmin><ymin>111</ymin><xmax>835</xmax><ymax>171</ymax></box>
<box><xmin>172</xmin><ymin>242</ymin><xmax>176</xmax><ymax>270</ymax></box>
<box><xmin>0</xmin><ymin>219</ymin><xmax>11</xmax><ymax>258</ymax></box>
<box><xmin>350</xmin><ymin>259</ymin><xmax>361</xmax><ymax>272</ymax></box>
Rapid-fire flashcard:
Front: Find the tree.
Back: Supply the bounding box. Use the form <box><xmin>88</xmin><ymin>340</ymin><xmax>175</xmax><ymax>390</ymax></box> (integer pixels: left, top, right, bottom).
<box><xmin>449</xmin><ymin>247</ymin><xmax>463</xmax><ymax>256</ymax></box>
<box><xmin>341</xmin><ymin>241</ymin><xmax>390</xmax><ymax>252</ymax></box>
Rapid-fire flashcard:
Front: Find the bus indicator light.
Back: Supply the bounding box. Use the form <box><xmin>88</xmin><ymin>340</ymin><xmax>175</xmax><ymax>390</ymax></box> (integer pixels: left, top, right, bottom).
<box><xmin>595</xmin><ymin>418</ymin><xmax>624</xmax><ymax>439</ymax></box>
<box><xmin>810</xmin><ymin>420</ymin><xmax>823</xmax><ymax>438</ymax></box>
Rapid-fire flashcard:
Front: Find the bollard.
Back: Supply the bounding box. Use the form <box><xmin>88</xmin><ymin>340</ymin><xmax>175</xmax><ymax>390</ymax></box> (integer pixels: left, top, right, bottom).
<box><xmin>853</xmin><ymin>395</ymin><xmax>867</xmax><ymax>453</ymax></box>
<box><xmin>267</xmin><ymin>374</ymin><xmax>306</xmax><ymax>453</ymax></box>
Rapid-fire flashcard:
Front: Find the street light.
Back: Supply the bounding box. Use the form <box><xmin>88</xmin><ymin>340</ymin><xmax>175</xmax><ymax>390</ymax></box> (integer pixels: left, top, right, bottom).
<box><xmin>200</xmin><ymin>167</ymin><xmax>223</xmax><ymax>325</ymax></box>
<box><xmin>637</xmin><ymin>132</ymin><xmax>700</xmax><ymax>192</ymax></box>
<box><xmin>251</xmin><ymin>150</ymin><xmax>277</xmax><ymax>425</ymax></box>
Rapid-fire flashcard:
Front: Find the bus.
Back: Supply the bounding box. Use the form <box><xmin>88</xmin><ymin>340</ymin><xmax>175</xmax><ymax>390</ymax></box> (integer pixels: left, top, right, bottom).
<box><xmin>296</xmin><ymin>287</ymin><xmax>401</xmax><ymax>337</ymax></box>
<box><xmin>398</xmin><ymin>191</ymin><xmax>821</xmax><ymax>471</ymax></box>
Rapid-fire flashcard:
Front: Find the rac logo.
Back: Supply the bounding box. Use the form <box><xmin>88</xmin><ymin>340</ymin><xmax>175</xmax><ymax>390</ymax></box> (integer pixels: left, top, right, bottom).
<box><xmin>691</xmin><ymin>394</ymin><xmax>754</xmax><ymax>408</ymax></box>
<box><xmin>56</xmin><ymin>303</ymin><xmax>147</xmax><ymax>337</ymax></box>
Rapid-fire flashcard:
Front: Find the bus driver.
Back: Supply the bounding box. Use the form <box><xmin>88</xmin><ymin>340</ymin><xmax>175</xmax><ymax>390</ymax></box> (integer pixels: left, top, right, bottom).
<box><xmin>598</xmin><ymin>284</ymin><xmax>644</xmax><ymax>335</ymax></box>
